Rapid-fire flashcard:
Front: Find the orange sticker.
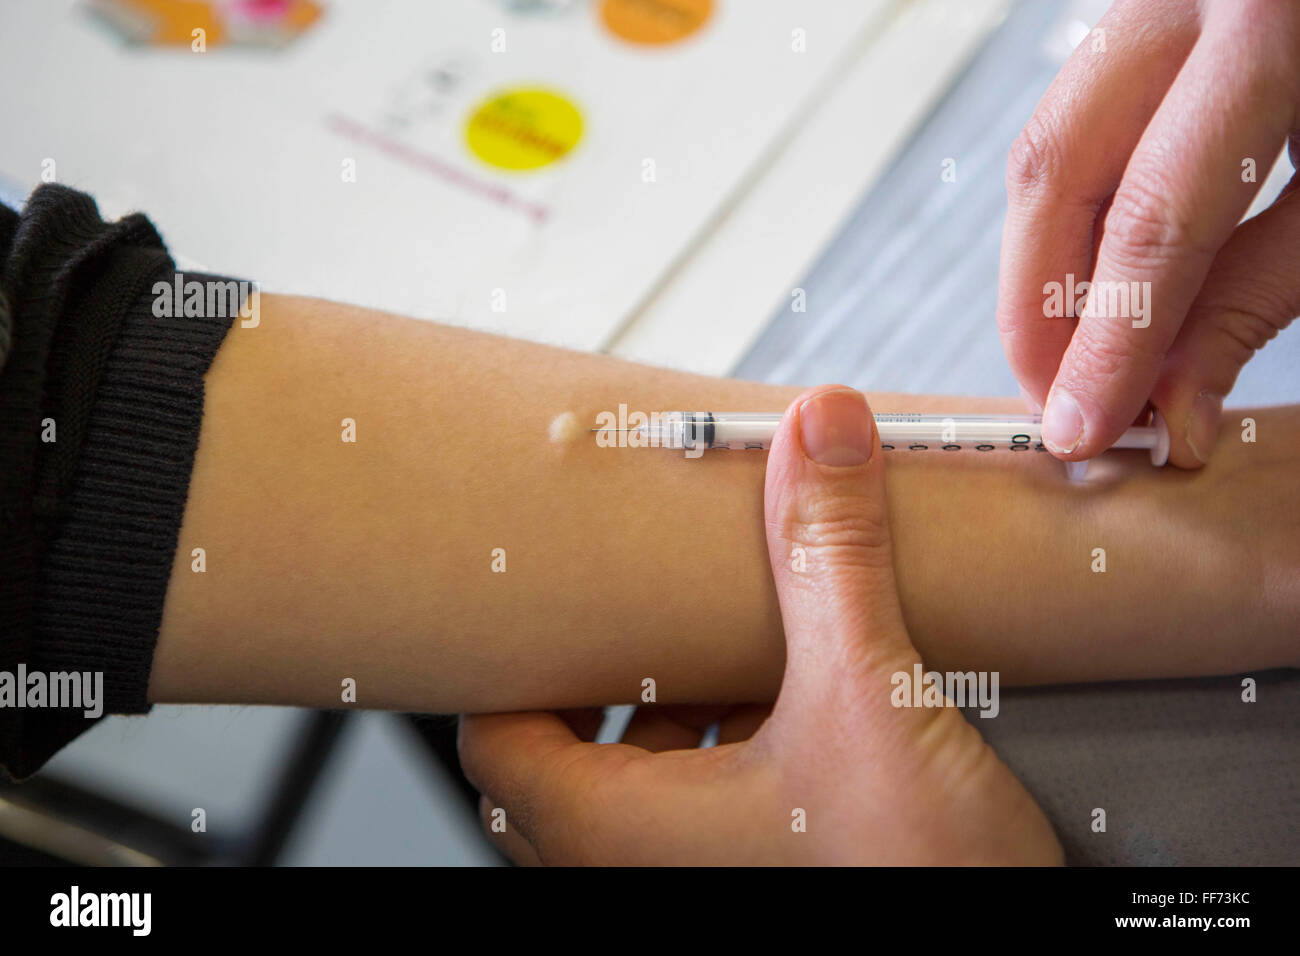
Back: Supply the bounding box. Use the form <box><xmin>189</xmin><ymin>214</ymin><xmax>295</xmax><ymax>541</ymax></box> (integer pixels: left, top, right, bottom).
<box><xmin>599</xmin><ymin>0</ymin><xmax>713</xmax><ymax>47</ymax></box>
<box><xmin>89</xmin><ymin>0</ymin><xmax>323</xmax><ymax>48</ymax></box>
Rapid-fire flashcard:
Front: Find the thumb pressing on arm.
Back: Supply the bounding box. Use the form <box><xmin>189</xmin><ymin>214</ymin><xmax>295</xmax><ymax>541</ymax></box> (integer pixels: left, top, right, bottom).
<box><xmin>755</xmin><ymin>386</ymin><xmax>1062</xmax><ymax>864</ymax></box>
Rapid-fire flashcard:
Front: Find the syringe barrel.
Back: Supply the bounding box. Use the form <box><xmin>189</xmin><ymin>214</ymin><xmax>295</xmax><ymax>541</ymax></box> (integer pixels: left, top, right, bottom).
<box><xmin>704</xmin><ymin>412</ymin><xmax>784</xmax><ymax>449</ymax></box>
<box><xmin>873</xmin><ymin>414</ymin><xmax>1040</xmax><ymax>449</ymax></box>
<box><xmin>634</xmin><ymin>411</ymin><xmax>1168</xmax><ymax>464</ymax></box>
<box><xmin>633</xmin><ymin>412</ymin><xmax>781</xmax><ymax>449</ymax></box>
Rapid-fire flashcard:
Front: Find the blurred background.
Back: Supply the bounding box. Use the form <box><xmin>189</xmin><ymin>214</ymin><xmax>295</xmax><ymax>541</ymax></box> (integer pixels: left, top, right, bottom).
<box><xmin>1</xmin><ymin>0</ymin><xmax>1295</xmax><ymax>865</ymax></box>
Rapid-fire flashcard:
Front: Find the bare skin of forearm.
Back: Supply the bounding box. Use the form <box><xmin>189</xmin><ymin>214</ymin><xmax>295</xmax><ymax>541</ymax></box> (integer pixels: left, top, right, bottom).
<box><xmin>148</xmin><ymin>295</ymin><xmax>1299</xmax><ymax>712</ymax></box>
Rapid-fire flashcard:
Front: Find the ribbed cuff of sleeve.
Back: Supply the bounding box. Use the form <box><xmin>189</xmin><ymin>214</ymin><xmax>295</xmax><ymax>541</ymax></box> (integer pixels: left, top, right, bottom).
<box><xmin>36</xmin><ymin>273</ymin><xmax>237</xmax><ymax>713</ymax></box>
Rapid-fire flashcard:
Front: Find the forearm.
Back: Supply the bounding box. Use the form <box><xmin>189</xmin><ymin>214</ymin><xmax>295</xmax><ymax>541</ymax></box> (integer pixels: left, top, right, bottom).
<box><xmin>148</xmin><ymin>295</ymin><xmax>1298</xmax><ymax>711</ymax></box>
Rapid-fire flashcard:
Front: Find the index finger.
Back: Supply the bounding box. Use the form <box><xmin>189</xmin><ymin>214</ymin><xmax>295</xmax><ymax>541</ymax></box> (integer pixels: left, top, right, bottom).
<box><xmin>1044</xmin><ymin>12</ymin><xmax>1295</xmax><ymax>459</ymax></box>
<box><xmin>998</xmin><ymin>0</ymin><xmax>1199</xmax><ymax>405</ymax></box>
<box><xmin>456</xmin><ymin>711</ymin><xmax>588</xmax><ymax>841</ymax></box>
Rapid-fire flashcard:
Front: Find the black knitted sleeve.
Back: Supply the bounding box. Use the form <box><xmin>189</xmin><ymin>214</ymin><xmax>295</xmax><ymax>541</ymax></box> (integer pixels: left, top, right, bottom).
<box><xmin>1</xmin><ymin>184</ymin><xmax>238</xmax><ymax>778</ymax></box>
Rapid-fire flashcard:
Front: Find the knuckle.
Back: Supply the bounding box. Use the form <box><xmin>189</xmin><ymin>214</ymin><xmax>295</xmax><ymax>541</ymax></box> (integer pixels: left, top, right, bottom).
<box><xmin>1103</xmin><ymin>169</ymin><xmax>1217</xmax><ymax>266</ymax></box>
<box><xmin>1059</xmin><ymin>339</ymin><xmax>1160</xmax><ymax>438</ymax></box>
<box><xmin>784</xmin><ymin>495</ymin><xmax>892</xmax><ymax>566</ymax></box>
<box><xmin>1006</xmin><ymin>114</ymin><xmax>1068</xmax><ymax>198</ymax></box>
<box><xmin>1067</xmin><ymin>330</ymin><xmax>1134</xmax><ymax>381</ymax></box>
<box><xmin>1212</xmin><ymin>306</ymin><xmax>1285</xmax><ymax>359</ymax></box>
<box><xmin>1208</xmin><ymin>270</ymin><xmax>1300</xmax><ymax>342</ymax></box>
<box><xmin>535</xmin><ymin>747</ymin><xmax>632</xmax><ymax>864</ymax></box>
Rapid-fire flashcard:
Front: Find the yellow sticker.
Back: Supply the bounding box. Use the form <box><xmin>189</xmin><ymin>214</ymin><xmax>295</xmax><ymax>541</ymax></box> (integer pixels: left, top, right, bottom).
<box><xmin>600</xmin><ymin>0</ymin><xmax>713</xmax><ymax>47</ymax></box>
<box><xmin>465</xmin><ymin>88</ymin><xmax>583</xmax><ymax>172</ymax></box>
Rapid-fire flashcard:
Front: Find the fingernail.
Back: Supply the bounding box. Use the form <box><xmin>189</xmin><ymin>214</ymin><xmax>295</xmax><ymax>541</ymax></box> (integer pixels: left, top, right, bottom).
<box><xmin>1185</xmin><ymin>390</ymin><xmax>1223</xmax><ymax>464</ymax></box>
<box><xmin>1018</xmin><ymin>385</ymin><xmax>1043</xmax><ymax>414</ymax></box>
<box><xmin>1042</xmin><ymin>387</ymin><xmax>1085</xmax><ymax>454</ymax></box>
<box><xmin>799</xmin><ymin>388</ymin><xmax>873</xmax><ymax>466</ymax></box>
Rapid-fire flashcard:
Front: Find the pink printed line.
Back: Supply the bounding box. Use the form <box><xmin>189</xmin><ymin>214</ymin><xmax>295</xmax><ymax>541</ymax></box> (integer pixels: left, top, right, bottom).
<box><xmin>325</xmin><ymin>113</ymin><xmax>551</xmax><ymax>224</ymax></box>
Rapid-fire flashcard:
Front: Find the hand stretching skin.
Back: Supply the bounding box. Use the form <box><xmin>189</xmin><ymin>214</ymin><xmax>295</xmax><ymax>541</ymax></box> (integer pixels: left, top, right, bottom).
<box><xmin>457</xmin><ymin>387</ymin><xmax>1063</xmax><ymax>865</ymax></box>
<box><xmin>998</xmin><ymin>0</ymin><xmax>1300</xmax><ymax>467</ymax></box>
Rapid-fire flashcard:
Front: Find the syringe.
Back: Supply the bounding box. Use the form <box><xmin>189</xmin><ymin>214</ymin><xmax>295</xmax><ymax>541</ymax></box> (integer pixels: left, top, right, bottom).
<box><xmin>597</xmin><ymin>411</ymin><xmax>1170</xmax><ymax>467</ymax></box>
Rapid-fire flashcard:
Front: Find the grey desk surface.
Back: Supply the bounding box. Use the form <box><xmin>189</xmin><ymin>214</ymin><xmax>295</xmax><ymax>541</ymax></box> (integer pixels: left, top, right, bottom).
<box><xmin>738</xmin><ymin>0</ymin><xmax>1300</xmax><ymax>865</ymax></box>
